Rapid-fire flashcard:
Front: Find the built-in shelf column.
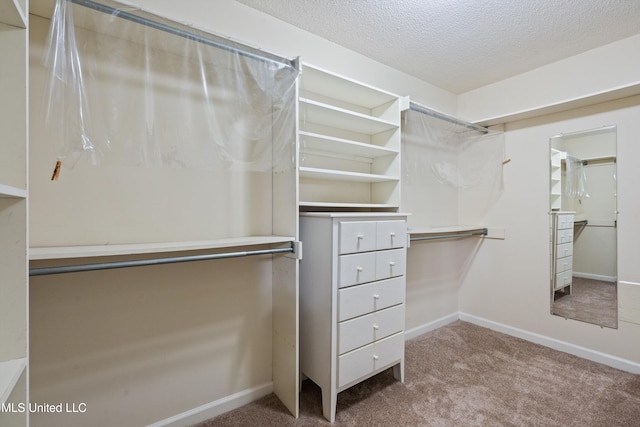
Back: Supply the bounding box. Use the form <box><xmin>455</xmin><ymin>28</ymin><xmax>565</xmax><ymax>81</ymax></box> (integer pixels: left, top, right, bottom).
<box><xmin>0</xmin><ymin>0</ymin><xmax>28</xmax><ymax>425</ymax></box>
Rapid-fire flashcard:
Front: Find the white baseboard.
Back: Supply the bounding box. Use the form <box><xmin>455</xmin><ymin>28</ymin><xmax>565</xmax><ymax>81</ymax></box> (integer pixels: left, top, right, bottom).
<box><xmin>404</xmin><ymin>312</ymin><xmax>459</xmax><ymax>340</ymax></box>
<box><xmin>145</xmin><ymin>382</ymin><xmax>273</xmax><ymax>427</ymax></box>
<box><xmin>572</xmin><ymin>271</ymin><xmax>617</xmax><ymax>282</ymax></box>
<box><xmin>459</xmin><ymin>312</ymin><xmax>640</xmax><ymax>374</ymax></box>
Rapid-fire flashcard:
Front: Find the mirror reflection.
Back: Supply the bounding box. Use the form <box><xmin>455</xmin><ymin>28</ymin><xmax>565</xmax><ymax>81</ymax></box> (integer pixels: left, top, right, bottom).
<box><xmin>549</xmin><ymin>126</ymin><xmax>617</xmax><ymax>328</ymax></box>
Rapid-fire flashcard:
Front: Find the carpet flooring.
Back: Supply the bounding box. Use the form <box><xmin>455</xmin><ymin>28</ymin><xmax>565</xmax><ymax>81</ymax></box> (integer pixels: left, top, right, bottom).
<box><xmin>196</xmin><ymin>321</ymin><xmax>640</xmax><ymax>426</ymax></box>
<box><xmin>553</xmin><ymin>277</ymin><xmax>617</xmax><ymax>328</ymax></box>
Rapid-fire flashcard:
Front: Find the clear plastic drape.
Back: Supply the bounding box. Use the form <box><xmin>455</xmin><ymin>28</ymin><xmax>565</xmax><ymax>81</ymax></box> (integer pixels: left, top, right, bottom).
<box><xmin>565</xmin><ymin>155</ymin><xmax>589</xmax><ymax>199</ymax></box>
<box><xmin>41</xmin><ymin>0</ymin><xmax>298</xmax><ymax>172</ymax></box>
<box><xmin>402</xmin><ymin>107</ymin><xmax>505</xmax><ymax>225</ymax></box>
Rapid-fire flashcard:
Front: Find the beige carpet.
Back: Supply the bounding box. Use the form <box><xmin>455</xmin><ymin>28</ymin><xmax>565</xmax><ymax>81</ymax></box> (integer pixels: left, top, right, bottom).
<box><xmin>196</xmin><ymin>321</ymin><xmax>640</xmax><ymax>426</ymax></box>
<box><xmin>553</xmin><ymin>277</ymin><xmax>618</xmax><ymax>328</ymax></box>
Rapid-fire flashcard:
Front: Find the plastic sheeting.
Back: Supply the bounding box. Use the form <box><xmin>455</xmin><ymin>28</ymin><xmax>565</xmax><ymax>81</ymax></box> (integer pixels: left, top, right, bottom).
<box><xmin>402</xmin><ymin>106</ymin><xmax>505</xmax><ymax>225</ymax></box>
<box><xmin>564</xmin><ymin>155</ymin><xmax>589</xmax><ymax>199</ymax></box>
<box><xmin>41</xmin><ymin>0</ymin><xmax>299</xmax><ymax>172</ymax></box>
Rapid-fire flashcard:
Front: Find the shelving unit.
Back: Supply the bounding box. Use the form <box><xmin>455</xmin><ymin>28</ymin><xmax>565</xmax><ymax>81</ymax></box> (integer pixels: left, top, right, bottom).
<box><xmin>0</xmin><ymin>0</ymin><xmax>28</xmax><ymax>425</ymax></box>
<box><xmin>550</xmin><ymin>148</ymin><xmax>564</xmax><ymax>210</ymax></box>
<box><xmin>298</xmin><ymin>64</ymin><xmax>402</xmax><ymax>211</ymax></box>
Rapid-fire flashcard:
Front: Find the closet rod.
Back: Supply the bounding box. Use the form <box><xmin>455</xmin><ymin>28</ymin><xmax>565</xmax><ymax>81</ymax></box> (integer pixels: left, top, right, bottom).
<box><xmin>29</xmin><ymin>245</ymin><xmax>294</xmax><ymax>276</ymax></box>
<box><xmin>69</xmin><ymin>0</ymin><xmax>297</xmax><ymax>70</ymax></box>
<box><xmin>409</xmin><ymin>102</ymin><xmax>488</xmax><ymax>134</ymax></box>
<box><xmin>410</xmin><ymin>228</ymin><xmax>488</xmax><ymax>242</ymax></box>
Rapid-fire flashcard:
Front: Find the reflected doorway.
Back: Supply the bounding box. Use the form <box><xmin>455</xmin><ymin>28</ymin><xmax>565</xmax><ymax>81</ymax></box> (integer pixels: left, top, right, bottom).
<box><xmin>549</xmin><ymin>126</ymin><xmax>617</xmax><ymax>328</ymax></box>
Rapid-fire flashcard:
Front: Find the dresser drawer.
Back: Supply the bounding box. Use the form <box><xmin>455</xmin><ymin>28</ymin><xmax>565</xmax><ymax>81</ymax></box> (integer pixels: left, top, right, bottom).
<box><xmin>557</xmin><ymin>214</ymin><xmax>574</xmax><ymax>230</ymax></box>
<box><xmin>557</xmin><ymin>228</ymin><xmax>574</xmax><ymax>244</ymax></box>
<box><xmin>338</xmin><ymin>276</ymin><xmax>405</xmax><ymax>321</ymax></box>
<box><xmin>338</xmin><ymin>332</ymin><xmax>404</xmax><ymax>388</ymax></box>
<box><xmin>555</xmin><ymin>270</ymin><xmax>572</xmax><ymax>290</ymax></box>
<box><xmin>339</xmin><ymin>221</ymin><xmax>377</xmax><ymax>254</ymax></box>
<box><xmin>555</xmin><ymin>256</ymin><xmax>573</xmax><ymax>273</ymax></box>
<box><xmin>376</xmin><ymin>220</ymin><xmax>407</xmax><ymax>250</ymax></box>
<box><xmin>338</xmin><ymin>304</ymin><xmax>404</xmax><ymax>354</ymax></box>
<box><xmin>339</xmin><ymin>252</ymin><xmax>376</xmax><ymax>288</ymax></box>
<box><xmin>556</xmin><ymin>242</ymin><xmax>573</xmax><ymax>258</ymax></box>
<box><xmin>375</xmin><ymin>248</ymin><xmax>406</xmax><ymax>280</ymax></box>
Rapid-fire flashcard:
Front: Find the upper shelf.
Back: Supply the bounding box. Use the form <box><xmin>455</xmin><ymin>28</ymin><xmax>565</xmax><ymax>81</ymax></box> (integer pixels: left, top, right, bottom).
<box><xmin>301</xmin><ymin>64</ymin><xmax>400</xmax><ymax>110</ymax></box>
<box><xmin>30</xmin><ymin>236</ymin><xmax>296</xmax><ymax>260</ymax></box>
<box><xmin>0</xmin><ymin>0</ymin><xmax>27</xmax><ymax>28</ymax></box>
<box><xmin>300</xmin><ymin>98</ymin><xmax>398</xmax><ymax>135</ymax></box>
<box><xmin>0</xmin><ymin>183</ymin><xmax>27</xmax><ymax>199</ymax></box>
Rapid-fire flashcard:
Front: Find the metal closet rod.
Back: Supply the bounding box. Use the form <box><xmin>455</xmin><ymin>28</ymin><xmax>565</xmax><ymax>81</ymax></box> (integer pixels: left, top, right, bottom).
<box><xmin>409</xmin><ymin>102</ymin><xmax>488</xmax><ymax>134</ymax></box>
<box><xmin>29</xmin><ymin>245</ymin><xmax>295</xmax><ymax>276</ymax></box>
<box><xmin>410</xmin><ymin>228</ymin><xmax>488</xmax><ymax>242</ymax></box>
<box><xmin>70</xmin><ymin>0</ymin><xmax>297</xmax><ymax>70</ymax></box>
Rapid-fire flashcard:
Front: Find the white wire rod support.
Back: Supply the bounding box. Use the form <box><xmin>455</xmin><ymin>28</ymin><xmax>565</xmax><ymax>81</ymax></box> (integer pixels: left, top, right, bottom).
<box><xmin>29</xmin><ymin>245</ymin><xmax>295</xmax><ymax>276</ymax></box>
<box><xmin>409</xmin><ymin>102</ymin><xmax>488</xmax><ymax>134</ymax></box>
<box><xmin>410</xmin><ymin>228</ymin><xmax>488</xmax><ymax>242</ymax></box>
<box><xmin>70</xmin><ymin>0</ymin><xmax>298</xmax><ymax>71</ymax></box>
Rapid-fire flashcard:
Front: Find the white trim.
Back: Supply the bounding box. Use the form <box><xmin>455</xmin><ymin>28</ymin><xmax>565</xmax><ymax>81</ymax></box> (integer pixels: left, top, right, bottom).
<box><xmin>404</xmin><ymin>312</ymin><xmax>459</xmax><ymax>340</ymax></box>
<box><xmin>145</xmin><ymin>382</ymin><xmax>273</xmax><ymax>427</ymax></box>
<box><xmin>573</xmin><ymin>272</ymin><xmax>617</xmax><ymax>282</ymax></box>
<box><xmin>459</xmin><ymin>312</ymin><xmax>640</xmax><ymax>374</ymax></box>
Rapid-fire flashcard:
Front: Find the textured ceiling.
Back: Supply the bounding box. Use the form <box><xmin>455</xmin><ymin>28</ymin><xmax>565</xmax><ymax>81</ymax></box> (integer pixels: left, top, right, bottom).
<box><xmin>234</xmin><ymin>0</ymin><xmax>640</xmax><ymax>94</ymax></box>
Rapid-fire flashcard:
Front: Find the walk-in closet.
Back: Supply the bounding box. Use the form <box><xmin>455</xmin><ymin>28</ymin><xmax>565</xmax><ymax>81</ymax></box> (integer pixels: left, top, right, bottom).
<box><xmin>2</xmin><ymin>0</ymin><xmax>639</xmax><ymax>426</ymax></box>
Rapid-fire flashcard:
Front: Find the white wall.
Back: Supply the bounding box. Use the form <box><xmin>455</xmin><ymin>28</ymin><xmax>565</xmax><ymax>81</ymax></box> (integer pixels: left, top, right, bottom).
<box><xmin>458</xmin><ymin>35</ymin><xmax>640</xmax><ymax>125</ymax></box>
<box><xmin>459</xmin><ymin>95</ymin><xmax>640</xmax><ymax>363</ymax></box>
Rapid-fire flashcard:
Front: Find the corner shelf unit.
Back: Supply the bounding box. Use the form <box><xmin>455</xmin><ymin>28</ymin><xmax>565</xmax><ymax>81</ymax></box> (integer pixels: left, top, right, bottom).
<box><xmin>550</xmin><ymin>148</ymin><xmax>564</xmax><ymax>210</ymax></box>
<box><xmin>298</xmin><ymin>64</ymin><xmax>402</xmax><ymax>211</ymax></box>
<box><xmin>0</xmin><ymin>0</ymin><xmax>28</xmax><ymax>424</ymax></box>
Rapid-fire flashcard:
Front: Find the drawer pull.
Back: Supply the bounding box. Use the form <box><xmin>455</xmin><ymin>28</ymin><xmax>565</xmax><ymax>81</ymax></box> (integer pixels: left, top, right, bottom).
<box><xmin>389</xmin><ymin>261</ymin><xmax>396</xmax><ymax>267</ymax></box>
<box><xmin>373</xmin><ymin>324</ymin><xmax>379</xmax><ymax>330</ymax></box>
<box><xmin>373</xmin><ymin>355</ymin><xmax>379</xmax><ymax>361</ymax></box>
<box><xmin>357</xmin><ymin>266</ymin><xmax>364</xmax><ymax>272</ymax></box>
<box><xmin>390</xmin><ymin>232</ymin><xmax>396</xmax><ymax>237</ymax></box>
<box><xmin>357</xmin><ymin>234</ymin><xmax>364</xmax><ymax>239</ymax></box>
<box><xmin>373</xmin><ymin>294</ymin><xmax>380</xmax><ymax>300</ymax></box>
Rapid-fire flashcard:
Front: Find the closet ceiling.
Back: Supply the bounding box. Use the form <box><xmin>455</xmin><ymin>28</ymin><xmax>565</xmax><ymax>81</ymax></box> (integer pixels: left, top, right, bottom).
<box><xmin>234</xmin><ymin>0</ymin><xmax>640</xmax><ymax>94</ymax></box>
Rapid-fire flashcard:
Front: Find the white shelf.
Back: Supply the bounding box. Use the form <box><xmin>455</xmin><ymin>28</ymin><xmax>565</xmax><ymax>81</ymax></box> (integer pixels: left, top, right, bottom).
<box><xmin>299</xmin><ymin>167</ymin><xmax>398</xmax><ymax>183</ymax></box>
<box><xmin>30</xmin><ymin>236</ymin><xmax>296</xmax><ymax>260</ymax></box>
<box><xmin>299</xmin><ymin>201</ymin><xmax>398</xmax><ymax>210</ymax></box>
<box><xmin>0</xmin><ymin>183</ymin><xmax>27</xmax><ymax>199</ymax></box>
<box><xmin>299</xmin><ymin>131</ymin><xmax>397</xmax><ymax>160</ymax></box>
<box><xmin>0</xmin><ymin>357</ymin><xmax>26</xmax><ymax>404</ymax></box>
<box><xmin>301</xmin><ymin>212</ymin><xmax>408</xmax><ymax>218</ymax></box>
<box><xmin>300</xmin><ymin>98</ymin><xmax>398</xmax><ymax>135</ymax></box>
<box><xmin>301</xmin><ymin>64</ymin><xmax>399</xmax><ymax>110</ymax></box>
<box><xmin>298</xmin><ymin>63</ymin><xmax>402</xmax><ymax>211</ymax></box>
<box><xmin>0</xmin><ymin>0</ymin><xmax>27</xmax><ymax>28</ymax></box>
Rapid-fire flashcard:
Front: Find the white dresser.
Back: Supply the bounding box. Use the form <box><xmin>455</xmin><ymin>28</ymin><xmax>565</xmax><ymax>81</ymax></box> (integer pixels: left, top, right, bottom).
<box><xmin>299</xmin><ymin>213</ymin><xmax>407</xmax><ymax>422</ymax></box>
<box><xmin>552</xmin><ymin>211</ymin><xmax>574</xmax><ymax>292</ymax></box>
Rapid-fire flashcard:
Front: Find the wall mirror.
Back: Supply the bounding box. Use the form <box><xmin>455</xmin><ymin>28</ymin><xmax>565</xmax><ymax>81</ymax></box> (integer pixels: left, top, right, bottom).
<box><xmin>549</xmin><ymin>126</ymin><xmax>617</xmax><ymax>328</ymax></box>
